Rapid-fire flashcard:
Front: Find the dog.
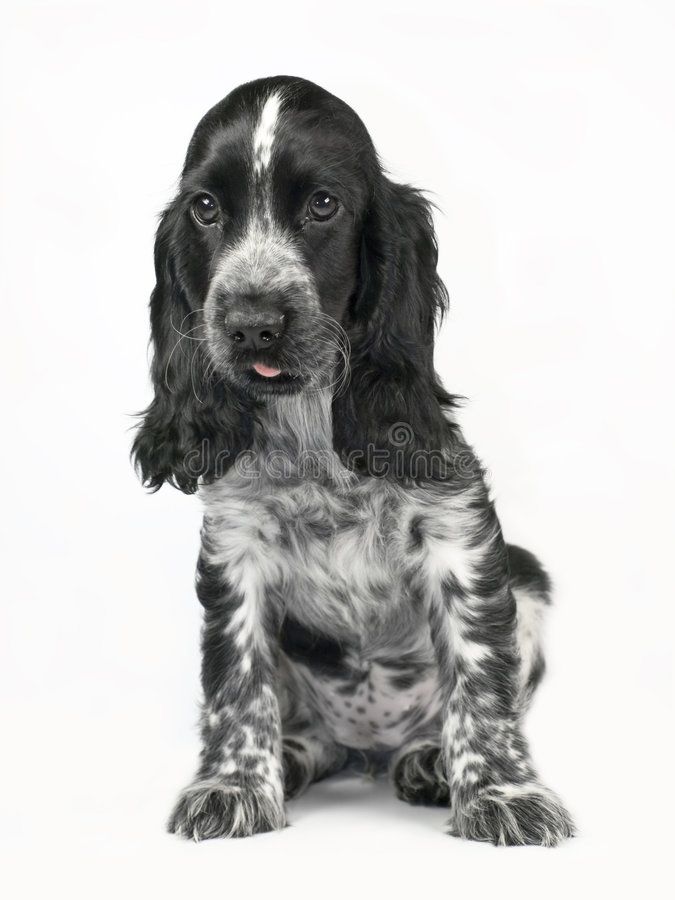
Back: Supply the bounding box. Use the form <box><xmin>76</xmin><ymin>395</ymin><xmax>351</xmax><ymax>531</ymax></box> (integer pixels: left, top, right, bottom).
<box><xmin>133</xmin><ymin>76</ymin><xmax>574</xmax><ymax>845</ymax></box>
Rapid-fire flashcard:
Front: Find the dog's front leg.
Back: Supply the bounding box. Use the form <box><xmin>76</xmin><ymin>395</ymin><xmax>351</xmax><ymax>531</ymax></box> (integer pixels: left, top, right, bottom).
<box><xmin>168</xmin><ymin>546</ymin><xmax>286</xmax><ymax>840</ymax></box>
<box><xmin>426</xmin><ymin>486</ymin><xmax>574</xmax><ymax>846</ymax></box>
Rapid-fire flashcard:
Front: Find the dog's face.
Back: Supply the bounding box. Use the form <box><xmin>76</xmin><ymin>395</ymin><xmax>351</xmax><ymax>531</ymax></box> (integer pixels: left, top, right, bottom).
<box><xmin>173</xmin><ymin>81</ymin><xmax>374</xmax><ymax>397</ymax></box>
<box><xmin>135</xmin><ymin>76</ymin><xmax>452</xmax><ymax>492</ymax></box>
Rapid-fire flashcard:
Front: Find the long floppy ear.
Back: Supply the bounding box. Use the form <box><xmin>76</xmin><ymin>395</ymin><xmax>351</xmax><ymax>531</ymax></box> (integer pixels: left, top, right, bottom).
<box><xmin>333</xmin><ymin>177</ymin><xmax>457</xmax><ymax>476</ymax></box>
<box><xmin>132</xmin><ymin>204</ymin><xmax>251</xmax><ymax>493</ymax></box>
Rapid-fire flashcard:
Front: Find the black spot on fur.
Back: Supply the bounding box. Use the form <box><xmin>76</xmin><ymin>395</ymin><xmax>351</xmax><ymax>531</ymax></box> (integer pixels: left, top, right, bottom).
<box><xmin>280</xmin><ymin>616</ymin><xmax>346</xmax><ymax>676</ymax></box>
<box><xmin>389</xmin><ymin>670</ymin><xmax>422</xmax><ymax>691</ymax></box>
<box><xmin>408</xmin><ymin>514</ymin><xmax>426</xmax><ymax>550</ymax></box>
<box><xmin>507</xmin><ymin>544</ymin><xmax>552</xmax><ymax>600</ymax></box>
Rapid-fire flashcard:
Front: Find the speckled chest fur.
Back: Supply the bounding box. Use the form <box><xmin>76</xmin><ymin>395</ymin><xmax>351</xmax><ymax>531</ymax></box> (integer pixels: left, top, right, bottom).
<box><xmin>199</xmin><ymin>393</ymin><xmax>453</xmax><ymax>750</ymax></box>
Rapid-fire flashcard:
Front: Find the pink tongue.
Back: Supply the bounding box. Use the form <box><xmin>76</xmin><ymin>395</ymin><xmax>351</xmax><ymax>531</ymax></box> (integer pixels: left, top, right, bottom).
<box><xmin>252</xmin><ymin>362</ymin><xmax>282</xmax><ymax>378</ymax></box>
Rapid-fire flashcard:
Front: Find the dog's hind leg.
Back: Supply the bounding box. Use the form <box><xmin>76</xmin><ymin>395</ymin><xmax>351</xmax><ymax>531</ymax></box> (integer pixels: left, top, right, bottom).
<box><xmin>279</xmin><ymin>659</ymin><xmax>348</xmax><ymax>799</ymax></box>
<box><xmin>282</xmin><ymin>725</ymin><xmax>348</xmax><ymax>800</ymax></box>
<box><xmin>390</xmin><ymin>727</ymin><xmax>449</xmax><ymax>807</ymax></box>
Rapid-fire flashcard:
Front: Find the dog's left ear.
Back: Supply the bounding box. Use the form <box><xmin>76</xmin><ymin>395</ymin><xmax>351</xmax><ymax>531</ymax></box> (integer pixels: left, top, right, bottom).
<box><xmin>333</xmin><ymin>177</ymin><xmax>456</xmax><ymax>474</ymax></box>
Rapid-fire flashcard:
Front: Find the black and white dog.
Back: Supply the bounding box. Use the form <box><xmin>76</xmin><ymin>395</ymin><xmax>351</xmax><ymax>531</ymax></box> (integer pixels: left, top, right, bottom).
<box><xmin>133</xmin><ymin>76</ymin><xmax>574</xmax><ymax>845</ymax></box>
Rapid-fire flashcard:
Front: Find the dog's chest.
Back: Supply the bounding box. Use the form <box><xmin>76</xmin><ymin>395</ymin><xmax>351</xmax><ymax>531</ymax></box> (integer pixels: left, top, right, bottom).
<box><xmin>204</xmin><ymin>472</ymin><xmax>419</xmax><ymax>634</ymax></box>
<box><xmin>202</xmin><ymin>471</ymin><xmax>446</xmax><ymax>750</ymax></box>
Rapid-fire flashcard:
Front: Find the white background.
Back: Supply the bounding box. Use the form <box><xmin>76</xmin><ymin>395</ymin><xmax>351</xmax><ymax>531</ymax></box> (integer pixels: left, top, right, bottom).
<box><xmin>1</xmin><ymin>1</ymin><xmax>673</xmax><ymax>897</ymax></box>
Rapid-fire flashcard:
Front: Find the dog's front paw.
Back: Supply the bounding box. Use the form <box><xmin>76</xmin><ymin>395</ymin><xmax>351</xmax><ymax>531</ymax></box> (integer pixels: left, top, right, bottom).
<box><xmin>448</xmin><ymin>782</ymin><xmax>575</xmax><ymax>847</ymax></box>
<box><xmin>167</xmin><ymin>778</ymin><xmax>286</xmax><ymax>841</ymax></box>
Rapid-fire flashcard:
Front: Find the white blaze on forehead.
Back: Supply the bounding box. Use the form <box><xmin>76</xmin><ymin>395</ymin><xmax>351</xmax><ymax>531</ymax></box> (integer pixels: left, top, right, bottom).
<box><xmin>205</xmin><ymin>88</ymin><xmax>317</xmax><ymax>306</ymax></box>
<box><xmin>253</xmin><ymin>91</ymin><xmax>283</xmax><ymax>175</ymax></box>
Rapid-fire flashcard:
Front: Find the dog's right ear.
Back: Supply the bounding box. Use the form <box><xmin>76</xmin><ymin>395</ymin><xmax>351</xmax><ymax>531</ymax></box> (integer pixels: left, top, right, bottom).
<box><xmin>132</xmin><ymin>203</ymin><xmax>250</xmax><ymax>494</ymax></box>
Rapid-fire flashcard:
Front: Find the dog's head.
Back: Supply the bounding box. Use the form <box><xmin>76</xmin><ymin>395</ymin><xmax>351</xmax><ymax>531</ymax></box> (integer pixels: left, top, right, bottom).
<box><xmin>133</xmin><ymin>77</ymin><xmax>453</xmax><ymax>492</ymax></box>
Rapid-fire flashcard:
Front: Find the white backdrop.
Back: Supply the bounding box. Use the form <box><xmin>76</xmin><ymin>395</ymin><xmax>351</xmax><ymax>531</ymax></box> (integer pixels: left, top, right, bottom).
<box><xmin>1</xmin><ymin>1</ymin><xmax>673</xmax><ymax>897</ymax></box>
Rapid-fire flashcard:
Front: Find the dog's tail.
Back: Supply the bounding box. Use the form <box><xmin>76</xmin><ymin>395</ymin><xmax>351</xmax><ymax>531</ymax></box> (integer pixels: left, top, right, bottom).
<box><xmin>507</xmin><ymin>544</ymin><xmax>552</xmax><ymax>714</ymax></box>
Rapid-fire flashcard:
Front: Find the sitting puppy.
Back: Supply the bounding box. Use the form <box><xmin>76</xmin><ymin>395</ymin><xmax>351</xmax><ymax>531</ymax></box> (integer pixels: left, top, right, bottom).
<box><xmin>133</xmin><ymin>76</ymin><xmax>574</xmax><ymax>846</ymax></box>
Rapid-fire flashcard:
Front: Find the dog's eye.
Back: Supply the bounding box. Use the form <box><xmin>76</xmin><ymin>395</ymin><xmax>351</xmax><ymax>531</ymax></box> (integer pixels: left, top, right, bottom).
<box><xmin>308</xmin><ymin>191</ymin><xmax>338</xmax><ymax>221</ymax></box>
<box><xmin>192</xmin><ymin>193</ymin><xmax>220</xmax><ymax>226</ymax></box>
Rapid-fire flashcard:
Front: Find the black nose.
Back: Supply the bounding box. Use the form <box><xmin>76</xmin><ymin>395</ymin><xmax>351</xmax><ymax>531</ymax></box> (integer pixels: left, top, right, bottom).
<box><xmin>225</xmin><ymin>314</ymin><xmax>285</xmax><ymax>351</ymax></box>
